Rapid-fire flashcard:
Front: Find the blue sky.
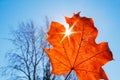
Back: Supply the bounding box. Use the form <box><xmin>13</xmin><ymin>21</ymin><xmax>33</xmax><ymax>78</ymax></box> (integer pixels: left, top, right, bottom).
<box><xmin>0</xmin><ymin>0</ymin><xmax>120</xmax><ymax>80</ymax></box>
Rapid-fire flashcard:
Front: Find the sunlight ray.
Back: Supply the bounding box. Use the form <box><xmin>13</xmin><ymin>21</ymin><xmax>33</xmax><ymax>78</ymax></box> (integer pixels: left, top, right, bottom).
<box><xmin>60</xmin><ymin>20</ymin><xmax>79</xmax><ymax>43</ymax></box>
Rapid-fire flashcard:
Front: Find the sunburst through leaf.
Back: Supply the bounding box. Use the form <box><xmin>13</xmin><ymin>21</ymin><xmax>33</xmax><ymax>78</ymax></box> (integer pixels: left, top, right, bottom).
<box><xmin>60</xmin><ymin>20</ymin><xmax>78</xmax><ymax>43</ymax></box>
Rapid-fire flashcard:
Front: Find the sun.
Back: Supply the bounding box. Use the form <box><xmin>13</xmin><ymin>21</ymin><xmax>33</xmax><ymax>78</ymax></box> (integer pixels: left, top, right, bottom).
<box><xmin>65</xmin><ymin>27</ymin><xmax>72</xmax><ymax>36</ymax></box>
<box><xmin>60</xmin><ymin>20</ymin><xmax>78</xmax><ymax>43</ymax></box>
<box><xmin>60</xmin><ymin>25</ymin><xmax>72</xmax><ymax>43</ymax></box>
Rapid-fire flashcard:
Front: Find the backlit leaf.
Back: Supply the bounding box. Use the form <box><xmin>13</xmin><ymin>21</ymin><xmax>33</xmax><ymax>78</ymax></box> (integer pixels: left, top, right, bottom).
<box><xmin>44</xmin><ymin>12</ymin><xmax>113</xmax><ymax>80</ymax></box>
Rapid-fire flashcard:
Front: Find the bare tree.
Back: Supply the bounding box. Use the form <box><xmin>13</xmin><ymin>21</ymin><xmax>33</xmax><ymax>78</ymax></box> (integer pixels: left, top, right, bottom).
<box><xmin>2</xmin><ymin>19</ymin><xmax>56</xmax><ymax>80</ymax></box>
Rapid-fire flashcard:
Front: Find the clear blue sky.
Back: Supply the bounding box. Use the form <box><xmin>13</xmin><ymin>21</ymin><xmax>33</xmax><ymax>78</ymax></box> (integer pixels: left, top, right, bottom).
<box><xmin>0</xmin><ymin>0</ymin><xmax>120</xmax><ymax>80</ymax></box>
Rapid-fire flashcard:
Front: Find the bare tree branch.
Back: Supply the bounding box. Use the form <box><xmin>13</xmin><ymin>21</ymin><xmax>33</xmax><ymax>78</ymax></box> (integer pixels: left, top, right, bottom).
<box><xmin>1</xmin><ymin>19</ymin><xmax>57</xmax><ymax>80</ymax></box>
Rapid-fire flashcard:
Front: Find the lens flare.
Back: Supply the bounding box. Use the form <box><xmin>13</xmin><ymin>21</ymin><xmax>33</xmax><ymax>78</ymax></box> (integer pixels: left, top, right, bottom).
<box><xmin>60</xmin><ymin>20</ymin><xmax>78</xmax><ymax>43</ymax></box>
<box><xmin>65</xmin><ymin>27</ymin><xmax>72</xmax><ymax>36</ymax></box>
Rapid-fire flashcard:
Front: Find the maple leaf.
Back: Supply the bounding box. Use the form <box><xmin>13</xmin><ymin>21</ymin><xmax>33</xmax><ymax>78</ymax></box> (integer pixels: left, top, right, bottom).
<box><xmin>44</xmin><ymin>12</ymin><xmax>113</xmax><ymax>80</ymax></box>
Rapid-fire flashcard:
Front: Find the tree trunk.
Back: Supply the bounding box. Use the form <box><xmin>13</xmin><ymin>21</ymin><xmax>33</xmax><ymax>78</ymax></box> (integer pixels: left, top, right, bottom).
<box><xmin>33</xmin><ymin>65</ymin><xmax>36</xmax><ymax>80</ymax></box>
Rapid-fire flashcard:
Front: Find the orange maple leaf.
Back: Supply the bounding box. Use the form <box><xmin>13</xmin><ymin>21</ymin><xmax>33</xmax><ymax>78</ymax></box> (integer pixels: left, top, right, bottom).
<box><xmin>44</xmin><ymin>12</ymin><xmax>113</xmax><ymax>80</ymax></box>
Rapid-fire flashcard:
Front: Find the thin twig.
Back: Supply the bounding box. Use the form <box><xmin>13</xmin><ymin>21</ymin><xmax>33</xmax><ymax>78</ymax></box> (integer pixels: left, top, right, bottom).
<box><xmin>65</xmin><ymin>70</ymin><xmax>72</xmax><ymax>80</ymax></box>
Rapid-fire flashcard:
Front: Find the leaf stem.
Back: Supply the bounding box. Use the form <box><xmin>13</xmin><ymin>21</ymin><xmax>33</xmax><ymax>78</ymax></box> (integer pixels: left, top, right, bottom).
<box><xmin>65</xmin><ymin>70</ymin><xmax>72</xmax><ymax>80</ymax></box>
